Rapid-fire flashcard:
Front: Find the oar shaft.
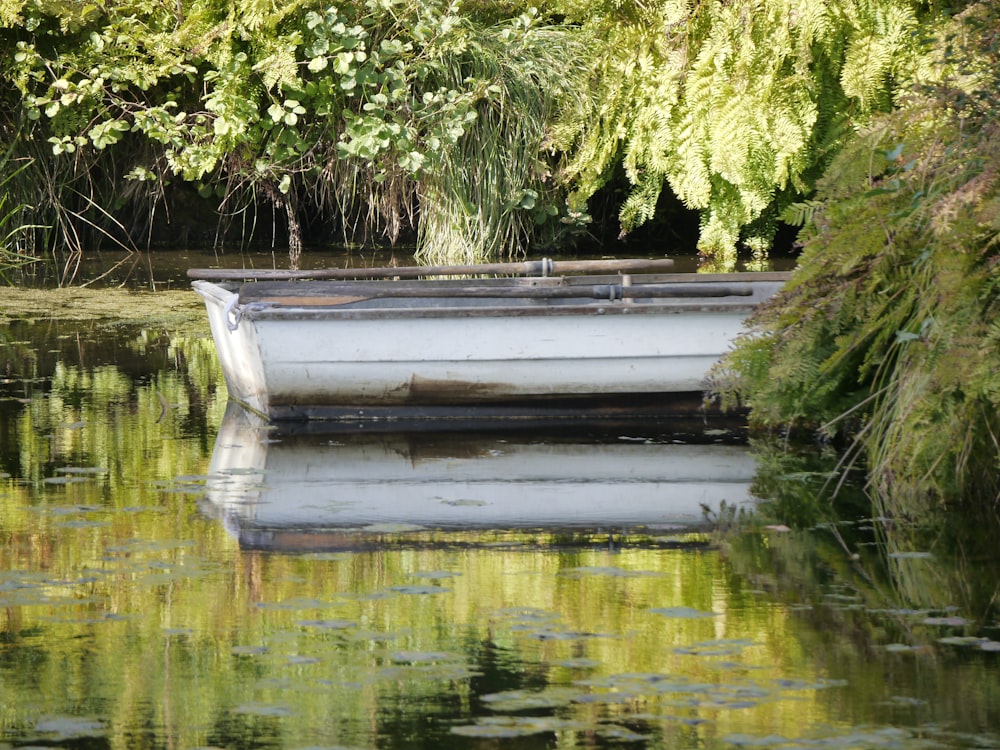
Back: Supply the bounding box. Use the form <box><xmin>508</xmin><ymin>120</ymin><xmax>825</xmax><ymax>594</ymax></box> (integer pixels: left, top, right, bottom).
<box><xmin>188</xmin><ymin>257</ymin><xmax>675</xmax><ymax>281</ymax></box>
<box><xmin>248</xmin><ymin>282</ymin><xmax>753</xmax><ymax>302</ymax></box>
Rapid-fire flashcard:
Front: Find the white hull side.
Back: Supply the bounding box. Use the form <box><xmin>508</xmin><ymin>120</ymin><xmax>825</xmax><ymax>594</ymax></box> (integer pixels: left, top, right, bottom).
<box><xmin>194</xmin><ymin>280</ymin><xmax>757</xmax><ymax>417</ymax></box>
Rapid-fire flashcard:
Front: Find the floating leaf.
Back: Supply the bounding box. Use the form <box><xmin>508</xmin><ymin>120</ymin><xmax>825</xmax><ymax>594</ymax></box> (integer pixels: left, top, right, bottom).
<box><xmin>390</xmin><ymin>651</ymin><xmax>463</xmax><ymax>663</ymax></box>
<box><xmin>597</xmin><ymin>726</ymin><xmax>647</xmax><ymax>742</ymax></box>
<box><xmin>233</xmin><ymin>703</ymin><xmax>293</xmax><ymax>717</ymax></box>
<box><xmin>650</xmin><ymin>606</ymin><xmax>718</xmax><ymax>619</ymax></box>
<box><xmin>285</xmin><ymin>655</ymin><xmax>320</xmax><ymax>665</ymax></box>
<box><xmin>411</xmin><ymin>570</ymin><xmax>461</xmax><ymax>580</ymax></box>
<box><xmin>527</xmin><ymin>628</ymin><xmax>613</xmax><ymax>641</ymax></box>
<box><xmin>255</xmin><ymin>597</ymin><xmax>335</xmax><ymax>610</ymax></box>
<box><xmin>723</xmin><ymin>733</ymin><xmax>791</xmax><ymax>747</ymax></box>
<box><xmin>922</xmin><ymin>616</ymin><xmax>967</xmax><ymax>627</ymax></box>
<box><xmin>561</xmin><ymin>566</ymin><xmax>664</xmax><ymax>578</ymax></box>
<box><xmin>556</xmin><ymin>658</ymin><xmax>601</xmax><ymax>669</ymax></box>
<box><xmin>56</xmin><ymin>520</ymin><xmax>109</xmax><ymax>528</ymax></box>
<box><xmin>884</xmin><ymin>695</ymin><xmax>927</xmax><ymax>706</ymax></box>
<box><xmin>44</xmin><ymin>476</ymin><xmax>91</xmax><ymax>485</ymax></box>
<box><xmin>451</xmin><ymin>716</ymin><xmax>590</xmax><ymax>738</ymax></box>
<box><xmin>938</xmin><ymin>636</ymin><xmax>989</xmax><ymax>647</ymax></box>
<box><xmin>481</xmin><ymin>687</ymin><xmax>579</xmax><ymax>711</ymax></box>
<box><xmin>296</xmin><ymin>619</ymin><xmax>356</xmax><ymax>630</ymax></box>
<box><xmin>35</xmin><ymin>717</ymin><xmax>105</xmax><ymax>739</ymax></box>
<box><xmin>387</xmin><ymin>585</ymin><xmax>449</xmax><ymax>595</ymax></box>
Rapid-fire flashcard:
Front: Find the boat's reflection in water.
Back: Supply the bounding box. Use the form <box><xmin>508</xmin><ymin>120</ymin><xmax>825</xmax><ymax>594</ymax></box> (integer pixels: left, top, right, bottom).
<box><xmin>201</xmin><ymin>405</ymin><xmax>758</xmax><ymax>551</ymax></box>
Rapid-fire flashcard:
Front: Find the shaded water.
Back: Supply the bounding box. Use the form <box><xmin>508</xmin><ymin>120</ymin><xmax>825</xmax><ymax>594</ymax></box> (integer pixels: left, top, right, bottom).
<box><xmin>1</xmin><ymin>299</ymin><xmax>998</xmax><ymax>749</ymax></box>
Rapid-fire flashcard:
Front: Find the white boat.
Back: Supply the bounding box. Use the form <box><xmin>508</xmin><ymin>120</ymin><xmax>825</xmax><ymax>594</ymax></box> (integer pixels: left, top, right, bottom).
<box><xmin>199</xmin><ymin>406</ymin><xmax>758</xmax><ymax>551</ymax></box>
<box><xmin>189</xmin><ymin>259</ymin><xmax>788</xmax><ymax>421</ymax></box>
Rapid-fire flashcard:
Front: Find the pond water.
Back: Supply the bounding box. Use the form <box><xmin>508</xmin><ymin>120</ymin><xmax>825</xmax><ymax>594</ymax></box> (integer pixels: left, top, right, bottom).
<box><xmin>0</xmin><ymin>294</ymin><xmax>998</xmax><ymax>749</ymax></box>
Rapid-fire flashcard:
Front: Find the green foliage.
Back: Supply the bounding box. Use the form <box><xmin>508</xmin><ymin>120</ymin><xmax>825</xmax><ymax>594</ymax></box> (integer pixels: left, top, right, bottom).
<box><xmin>715</xmin><ymin>1</ymin><xmax>1000</xmax><ymax>509</ymax></box>
<box><xmin>0</xmin><ymin>0</ymin><xmax>981</xmax><ymax>267</ymax></box>
<box><xmin>0</xmin><ymin>0</ymin><xmax>584</xmax><ymax>265</ymax></box>
<box><xmin>551</xmin><ymin>0</ymin><xmax>942</xmax><ymax>266</ymax></box>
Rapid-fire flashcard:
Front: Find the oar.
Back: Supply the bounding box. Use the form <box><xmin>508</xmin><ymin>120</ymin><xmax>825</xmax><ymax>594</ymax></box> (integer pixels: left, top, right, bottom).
<box><xmin>188</xmin><ymin>257</ymin><xmax>675</xmax><ymax>281</ymax></box>
<box><xmin>246</xmin><ymin>282</ymin><xmax>754</xmax><ymax>304</ymax></box>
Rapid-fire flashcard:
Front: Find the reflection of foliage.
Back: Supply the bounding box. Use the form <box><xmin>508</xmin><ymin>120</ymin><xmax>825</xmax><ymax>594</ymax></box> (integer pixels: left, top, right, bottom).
<box><xmin>723</xmin><ymin>487</ymin><xmax>1000</xmax><ymax>736</ymax></box>
<box><xmin>2</xmin><ymin>312</ymin><xmax>1000</xmax><ymax>748</ymax></box>
<box><xmin>747</xmin><ymin>437</ymin><xmax>870</xmax><ymax>530</ymax></box>
<box><xmin>715</xmin><ymin>2</ymin><xmax>1000</xmax><ymax>510</ymax></box>
<box><xmin>728</xmin><ymin>434</ymin><xmax>1000</xmax><ymax>640</ymax></box>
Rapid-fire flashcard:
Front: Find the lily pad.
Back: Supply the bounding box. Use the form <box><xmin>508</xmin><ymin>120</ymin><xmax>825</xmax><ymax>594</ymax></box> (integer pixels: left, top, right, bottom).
<box><xmin>481</xmin><ymin>687</ymin><xmax>579</xmax><ymax>711</ymax></box>
<box><xmin>597</xmin><ymin>725</ymin><xmax>647</xmax><ymax>742</ymax></box>
<box><xmin>723</xmin><ymin>733</ymin><xmax>792</xmax><ymax>746</ymax></box>
<box><xmin>922</xmin><ymin>616</ymin><xmax>968</xmax><ymax>627</ymax></box>
<box><xmin>232</xmin><ymin>645</ymin><xmax>269</xmax><ymax>656</ymax></box>
<box><xmin>650</xmin><ymin>606</ymin><xmax>718</xmax><ymax>619</ymax></box>
<box><xmin>674</xmin><ymin>638</ymin><xmax>753</xmax><ymax>656</ymax></box>
<box><xmin>451</xmin><ymin>716</ymin><xmax>590</xmax><ymax>738</ymax></box>
<box><xmin>56</xmin><ymin>520</ymin><xmax>110</xmax><ymax>528</ymax></box>
<box><xmin>233</xmin><ymin>703</ymin><xmax>293</xmax><ymax>717</ymax></box>
<box><xmin>411</xmin><ymin>570</ymin><xmax>461</xmax><ymax>580</ymax></box>
<box><xmin>938</xmin><ymin>636</ymin><xmax>989</xmax><ymax>647</ymax></box>
<box><xmin>296</xmin><ymin>619</ymin><xmax>356</xmax><ymax>630</ymax></box>
<box><xmin>389</xmin><ymin>651</ymin><xmax>463</xmax><ymax>663</ymax></box>
<box><xmin>35</xmin><ymin>716</ymin><xmax>105</xmax><ymax>739</ymax></box>
<box><xmin>556</xmin><ymin>658</ymin><xmax>601</xmax><ymax>669</ymax></box>
<box><xmin>387</xmin><ymin>585</ymin><xmax>450</xmax><ymax>595</ymax></box>
<box><xmin>561</xmin><ymin>566</ymin><xmax>664</xmax><ymax>578</ymax></box>
<box><xmin>255</xmin><ymin>597</ymin><xmax>336</xmax><ymax>610</ymax></box>
<box><xmin>527</xmin><ymin>628</ymin><xmax>614</xmax><ymax>641</ymax></box>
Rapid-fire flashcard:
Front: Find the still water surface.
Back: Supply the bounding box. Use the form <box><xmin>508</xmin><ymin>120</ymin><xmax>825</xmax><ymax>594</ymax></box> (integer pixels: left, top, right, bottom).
<box><xmin>1</xmin><ymin>296</ymin><xmax>998</xmax><ymax>749</ymax></box>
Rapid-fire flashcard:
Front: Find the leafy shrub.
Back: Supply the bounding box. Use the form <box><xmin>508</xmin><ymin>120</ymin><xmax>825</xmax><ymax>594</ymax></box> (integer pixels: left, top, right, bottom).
<box><xmin>715</xmin><ymin>1</ymin><xmax>1000</xmax><ymax>510</ymax></box>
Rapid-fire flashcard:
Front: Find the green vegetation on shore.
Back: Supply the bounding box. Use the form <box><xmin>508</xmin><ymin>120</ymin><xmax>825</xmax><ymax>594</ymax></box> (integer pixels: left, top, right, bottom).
<box><xmin>0</xmin><ymin>0</ymin><xmax>962</xmax><ymax>267</ymax></box>
<box><xmin>713</xmin><ymin>1</ymin><xmax>1000</xmax><ymax>513</ymax></box>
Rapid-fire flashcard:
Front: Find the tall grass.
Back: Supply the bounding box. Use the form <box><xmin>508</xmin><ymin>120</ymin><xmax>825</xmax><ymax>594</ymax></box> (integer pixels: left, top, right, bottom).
<box><xmin>414</xmin><ymin>21</ymin><xmax>586</xmax><ymax>264</ymax></box>
<box><xmin>0</xmin><ymin>136</ymin><xmax>39</xmax><ymax>284</ymax></box>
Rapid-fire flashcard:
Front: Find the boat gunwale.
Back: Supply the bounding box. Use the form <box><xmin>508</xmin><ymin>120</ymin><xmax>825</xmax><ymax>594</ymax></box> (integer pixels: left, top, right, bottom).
<box><xmin>238</xmin><ymin>299</ymin><xmax>767</xmax><ymax>321</ymax></box>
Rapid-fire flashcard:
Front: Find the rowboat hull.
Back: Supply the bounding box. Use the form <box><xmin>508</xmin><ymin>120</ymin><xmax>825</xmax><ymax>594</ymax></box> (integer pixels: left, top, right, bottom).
<box><xmin>192</xmin><ymin>271</ymin><xmax>787</xmax><ymax>421</ymax></box>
